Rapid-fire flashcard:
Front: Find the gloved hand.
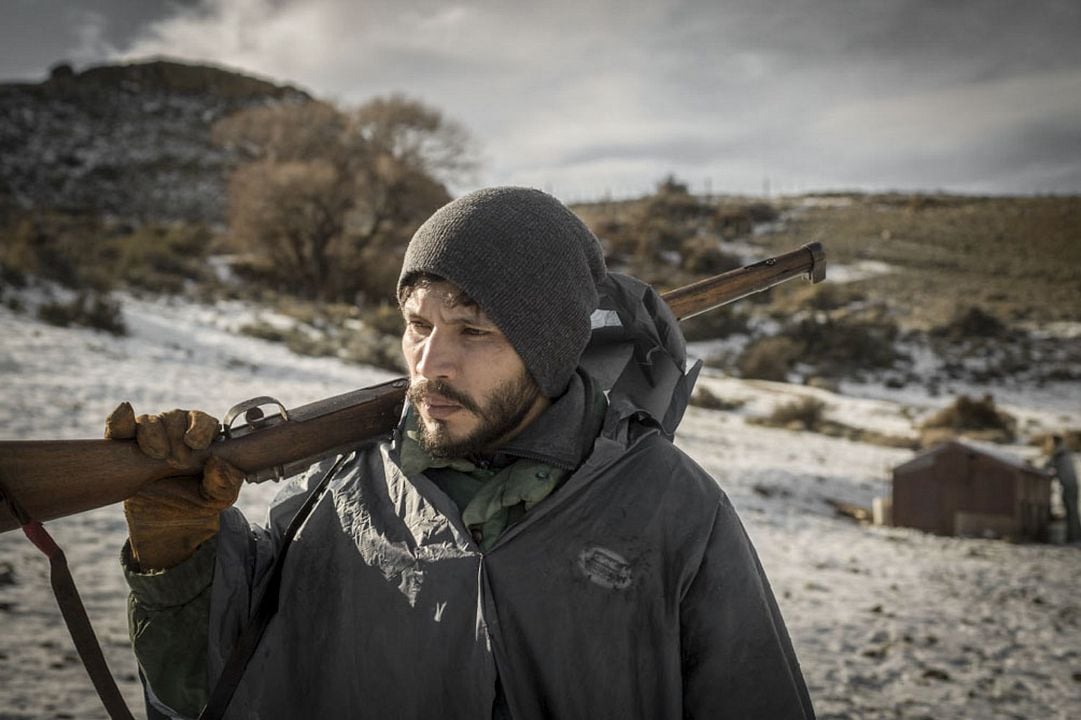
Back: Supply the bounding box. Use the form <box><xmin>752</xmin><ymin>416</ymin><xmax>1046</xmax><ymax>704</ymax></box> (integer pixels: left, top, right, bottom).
<box><xmin>105</xmin><ymin>402</ymin><xmax>244</xmax><ymax>571</ymax></box>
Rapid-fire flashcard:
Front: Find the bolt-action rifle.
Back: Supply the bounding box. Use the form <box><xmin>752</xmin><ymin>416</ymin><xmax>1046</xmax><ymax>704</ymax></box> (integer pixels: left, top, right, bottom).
<box><xmin>0</xmin><ymin>243</ymin><xmax>824</xmax><ymax>533</ymax></box>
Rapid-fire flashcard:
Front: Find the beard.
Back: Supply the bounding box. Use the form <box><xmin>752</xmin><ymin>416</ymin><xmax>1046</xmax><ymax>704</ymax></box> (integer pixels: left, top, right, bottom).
<box><xmin>407</xmin><ymin>371</ymin><xmax>541</xmax><ymax>459</ymax></box>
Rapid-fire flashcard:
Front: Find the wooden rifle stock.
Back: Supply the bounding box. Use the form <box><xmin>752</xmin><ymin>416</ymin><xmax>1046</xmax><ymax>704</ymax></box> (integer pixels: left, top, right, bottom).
<box><xmin>0</xmin><ymin>242</ymin><xmax>824</xmax><ymax>533</ymax></box>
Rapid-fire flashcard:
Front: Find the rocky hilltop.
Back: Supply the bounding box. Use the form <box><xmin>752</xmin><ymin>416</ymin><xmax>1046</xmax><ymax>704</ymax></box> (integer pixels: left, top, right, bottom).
<box><xmin>0</xmin><ymin>59</ymin><xmax>311</xmax><ymax>224</ymax></box>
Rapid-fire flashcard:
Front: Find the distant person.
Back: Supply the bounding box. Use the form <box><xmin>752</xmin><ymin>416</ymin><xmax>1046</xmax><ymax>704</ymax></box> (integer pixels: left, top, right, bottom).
<box><xmin>107</xmin><ymin>187</ymin><xmax>815</xmax><ymax>719</ymax></box>
<box><xmin>1045</xmin><ymin>434</ymin><xmax>1080</xmax><ymax>542</ymax></box>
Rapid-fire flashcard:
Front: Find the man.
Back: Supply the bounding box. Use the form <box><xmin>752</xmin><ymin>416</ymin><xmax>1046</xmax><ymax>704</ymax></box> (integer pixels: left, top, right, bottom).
<box><xmin>1045</xmin><ymin>434</ymin><xmax>1079</xmax><ymax>542</ymax></box>
<box><xmin>111</xmin><ymin>187</ymin><xmax>814</xmax><ymax>718</ymax></box>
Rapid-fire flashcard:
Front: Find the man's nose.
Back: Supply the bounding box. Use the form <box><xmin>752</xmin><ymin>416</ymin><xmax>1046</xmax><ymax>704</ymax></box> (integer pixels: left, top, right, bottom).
<box><xmin>415</xmin><ymin>329</ymin><xmax>458</xmax><ymax>379</ymax></box>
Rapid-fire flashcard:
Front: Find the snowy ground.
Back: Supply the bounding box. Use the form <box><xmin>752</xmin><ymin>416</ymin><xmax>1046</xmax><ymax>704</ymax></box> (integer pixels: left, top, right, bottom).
<box><xmin>1</xmin><ymin>294</ymin><xmax>1080</xmax><ymax>719</ymax></box>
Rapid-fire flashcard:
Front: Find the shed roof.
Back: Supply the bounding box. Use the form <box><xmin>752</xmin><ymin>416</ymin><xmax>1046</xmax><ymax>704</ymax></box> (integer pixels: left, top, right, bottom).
<box><xmin>894</xmin><ymin>439</ymin><xmax>1047</xmax><ymax>476</ymax></box>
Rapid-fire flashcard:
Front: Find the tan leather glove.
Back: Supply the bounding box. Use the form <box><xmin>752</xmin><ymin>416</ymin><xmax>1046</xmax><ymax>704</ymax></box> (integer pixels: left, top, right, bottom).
<box><xmin>106</xmin><ymin>402</ymin><xmax>244</xmax><ymax>571</ymax></box>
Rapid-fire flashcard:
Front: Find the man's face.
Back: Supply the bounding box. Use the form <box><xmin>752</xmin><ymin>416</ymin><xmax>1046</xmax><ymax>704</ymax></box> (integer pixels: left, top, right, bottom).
<box><xmin>401</xmin><ymin>280</ymin><xmax>548</xmax><ymax>458</ymax></box>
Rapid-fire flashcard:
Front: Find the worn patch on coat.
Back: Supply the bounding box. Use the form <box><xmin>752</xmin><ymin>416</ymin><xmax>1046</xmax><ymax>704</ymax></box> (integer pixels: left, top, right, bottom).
<box><xmin>578</xmin><ymin>546</ymin><xmax>633</xmax><ymax>589</ymax></box>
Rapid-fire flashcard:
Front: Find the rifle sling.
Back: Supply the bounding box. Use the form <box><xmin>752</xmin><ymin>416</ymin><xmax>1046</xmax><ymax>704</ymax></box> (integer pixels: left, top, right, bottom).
<box><xmin>198</xmin><ymin>451</ymin><xmax>353</xmax><ymax>720</ymax></box>
<box><xmin>0</xmin><ymin>482</ymin><xmax>136</xmax><ymax>720</ymax></box>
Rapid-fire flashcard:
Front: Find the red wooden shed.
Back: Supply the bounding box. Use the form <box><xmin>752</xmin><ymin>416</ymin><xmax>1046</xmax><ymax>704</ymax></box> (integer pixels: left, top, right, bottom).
<box><xmin>891</xmin><ymin>440</ymin><xmax>1051</xmax><ymax>541</ymax></box>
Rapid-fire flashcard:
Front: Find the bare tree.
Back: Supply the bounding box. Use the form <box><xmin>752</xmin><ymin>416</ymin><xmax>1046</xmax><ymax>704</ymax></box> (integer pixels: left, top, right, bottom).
<box><xmin>226</xmin><ymin>159</ymin><xmax>352</xmax><ymax>300</ymax></box>
<box><xmin>213</xmin><ymin>100</ymin><xmax>347</xmax><ymax>165</ymax></box>
<box><xmin>349</xmin><ymin>94</ymin><xmax>476</xmax><ymax>180</ymax></box>
<box><xmin>214</xmin><ymin>96</ymin><xmax>475</xmax><ymax>302</ymax></box>
<box><xmin>341</xmin><ymin>96</ymin><xmax>477</xmax><ymax>301</ymax></box>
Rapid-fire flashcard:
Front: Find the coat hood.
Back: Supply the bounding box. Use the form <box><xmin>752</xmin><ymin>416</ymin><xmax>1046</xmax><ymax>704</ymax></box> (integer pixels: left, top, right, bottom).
<box><xmin>581</xmin><ymin>272</ymin><xmax>701</xmax><ymax>441</ymax></box>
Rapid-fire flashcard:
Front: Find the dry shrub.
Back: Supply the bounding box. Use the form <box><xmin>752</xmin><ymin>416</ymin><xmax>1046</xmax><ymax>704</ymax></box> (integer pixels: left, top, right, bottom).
<box><xmin>239</xmin><ymin>322</ymin><xmax>339</xmax><ymax>357</ymax></box>
<box><xmin>115</xmin><ymin>223</ymin><xmax>213</xmax><ymax>292</ymax></box>
<box><xmin>857</xmin><ymin>431</ymin><xmax>919</xmax><ymax>450</ymax></box>
<box><xmin>238</xmin><ymin>321</ymin><xmax>289</xmax><ymax>343</ymax></box>
<box><xmin>711</xmin><ymin>208</ymin><xmax>754</xmax><ymax>239</ymax></box>
<box><xmin>786</xmin><ymin>315</ymin><xmax>900</xmax><ymax>375</ymax></box>
<box><xmin>689</xmin><ymin>386</ymin><xmax>745</xmax><ymax>411</ymax></box>
<box><xmin>719</xmin><ymin>310</ymin><xmax>904</xmax><ymax>379</ymax></box>
<box><xmin>643</xmin><ymin>176</ymin><xmax>714</xmax><ymax>224</ymax></box>
<box><xmin>1</xmin><ymin>211</ymin><xmax>213</xmax><ymax>294</ymax></box>
<box><xmin>744</xmin><ymin>202</ymin><xmax>779</xmax><ymax>224</ymax></box>
<box><xmin>752</xmin><ymin>395</ymin><xmax>917</xmax><ymax>447</ymax></box>
<box><xmin>285</xmin><ymin>330</ymin><xmax>340</xmax><ymax>358</ymax></box>
<box><xmin>38</xmin><ymin>292</ymin><xmax>126</xmax><ymax>335</ymax></box>
<box><xmin>781</xmin><ymin>283</ymin><xmax>866</xmax><ymax>312</ymax></box>
<box><xmin>932</xmin><ymin>306</ymin><xmax>1007</xmax><ymax>340</ymax></box>
<box><xmin>737</xmin><ymin>336</ymin><xmax>802</xmax><ymax>381</ymax></box>
<box><xmin>681</xmin><ymin>305</ymin><xmax>748</xmax><ymax>341</ymax></box>
<box><xmin>920</xmin><ymin>394</ymin><xmax>1017</xmax><ymax>444</ymax></box>
<box><xmin>2</xmin><ymin>213</ymin><xmax>103</xmax><ymax>290</ymax></box>
<box><xmin>764</xmin><ymin>396</ymin><xmax>827</xmax><ymax>430</ymax></box>
<box><xmin>681</xmin><ymin>236</ymin><xmax>742</xmax><ymax>275</ymax></box>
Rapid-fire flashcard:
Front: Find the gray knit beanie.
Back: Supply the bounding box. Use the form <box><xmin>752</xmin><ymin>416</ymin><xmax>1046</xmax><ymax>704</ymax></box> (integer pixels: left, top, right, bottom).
<box><xmin>398</xmin><ymin>186</ymin><xmax>607</xmax><ymax>397</ymax></box>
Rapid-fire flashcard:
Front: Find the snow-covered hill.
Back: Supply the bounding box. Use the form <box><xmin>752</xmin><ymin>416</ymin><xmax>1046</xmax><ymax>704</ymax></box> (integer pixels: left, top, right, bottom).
<box><xmin>1</xmin><ymin>295</ymin><xmax>1079</xmax><ymax>719</ymax></box>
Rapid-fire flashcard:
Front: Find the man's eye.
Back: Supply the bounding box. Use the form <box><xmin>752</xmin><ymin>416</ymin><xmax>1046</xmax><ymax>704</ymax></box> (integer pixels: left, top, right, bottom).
<box><xmin>462</xmin><ymin>327</ymin><xmax>490</xmax><ymax>337</ymax></box>
<box><xmin>408</xmin><ymin>320</ymin><xmax>432</xmax><ymax>333</ymax></box>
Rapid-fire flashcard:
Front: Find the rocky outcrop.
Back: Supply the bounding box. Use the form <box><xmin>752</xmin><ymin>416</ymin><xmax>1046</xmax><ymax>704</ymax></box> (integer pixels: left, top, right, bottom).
<box><xmin>0</xmin><ymin>59</ymin><xmax>311</xmax><ymax>224</ymax></box>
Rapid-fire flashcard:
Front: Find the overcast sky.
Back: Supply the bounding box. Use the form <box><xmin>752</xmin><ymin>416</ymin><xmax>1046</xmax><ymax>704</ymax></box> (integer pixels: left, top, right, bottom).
<box><xmin>3</xmin><ymin>0</ymin><xmax>1080</xmax><ymax>198</ymax></box>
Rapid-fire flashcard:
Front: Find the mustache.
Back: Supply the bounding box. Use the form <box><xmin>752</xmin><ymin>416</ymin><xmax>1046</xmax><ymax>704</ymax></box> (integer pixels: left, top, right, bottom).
<box><xmin>407</xmin><ymin>378</ymin><xmax>481</xmax><ymax>415</ymax></box>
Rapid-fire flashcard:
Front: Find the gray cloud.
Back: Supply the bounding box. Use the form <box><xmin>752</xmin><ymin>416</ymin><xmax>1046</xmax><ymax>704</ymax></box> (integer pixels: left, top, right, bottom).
<box><xmin>0</xmin><ymin>0</ymin><xmax>201</xmax><ymax>81</ymax></box>
<box><xmin>2</xmin><ymin>0</ymin><xmax>1080</xmax><ymax>195</ymax></box>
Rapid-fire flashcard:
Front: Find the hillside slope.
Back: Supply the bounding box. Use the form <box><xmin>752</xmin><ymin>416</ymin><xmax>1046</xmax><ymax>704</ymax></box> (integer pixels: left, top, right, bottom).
<box><xmin>755</xmin><ymin>193</ymin><xmax>1081</xmax><ymax>328</ymax></box>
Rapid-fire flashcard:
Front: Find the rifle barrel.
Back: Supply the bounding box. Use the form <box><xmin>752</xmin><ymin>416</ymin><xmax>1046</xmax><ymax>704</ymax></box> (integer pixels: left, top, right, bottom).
<box><xmin>661</xmin><ymin>242</ymin><xmax>825</xmax><ymax>320</ymax></box>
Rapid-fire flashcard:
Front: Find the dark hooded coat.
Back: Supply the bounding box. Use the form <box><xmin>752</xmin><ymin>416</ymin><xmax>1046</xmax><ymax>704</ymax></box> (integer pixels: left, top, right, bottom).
<box><xmin>130</xmin><ymin>274</ymin><xmax>815</xmax><ymax>719</ymax></box>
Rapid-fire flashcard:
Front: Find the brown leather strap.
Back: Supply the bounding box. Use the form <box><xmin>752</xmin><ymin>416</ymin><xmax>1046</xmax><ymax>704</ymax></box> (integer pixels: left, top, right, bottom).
<box><xmin>1</xmin><ymin>481</ymin><xmax>136</xmax><ymax>720</ymax></box>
